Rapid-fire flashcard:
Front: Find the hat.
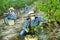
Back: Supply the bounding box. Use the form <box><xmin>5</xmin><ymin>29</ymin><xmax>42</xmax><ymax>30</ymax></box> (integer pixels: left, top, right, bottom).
<box><xmin>9</xmin><ymin>7</ymin><xmax>14</xmax><ymax>10</ymax></box>
<box><xmin>28</xmin><ymin>11</ymin><xmax>35</xmax><ymax>16</ymax></box>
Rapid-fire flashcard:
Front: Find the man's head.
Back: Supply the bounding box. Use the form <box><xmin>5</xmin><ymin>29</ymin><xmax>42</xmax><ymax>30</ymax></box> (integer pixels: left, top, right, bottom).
<box><xmin>28</xmin><ymin>11</ymin><xmax>35</xmax><ymax>20</ymax></box>
<box><xmin>9</xmin><ymin>7</ymin><xmax>14</xmax><ymax>12</ymax></box>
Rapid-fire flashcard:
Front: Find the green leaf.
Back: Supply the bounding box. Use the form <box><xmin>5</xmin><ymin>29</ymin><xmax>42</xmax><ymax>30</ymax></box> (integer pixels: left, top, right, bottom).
<box><xmin>54</xmin><ymin>9</ymin><xmax>60</xmax><ymax>22</ymax></box>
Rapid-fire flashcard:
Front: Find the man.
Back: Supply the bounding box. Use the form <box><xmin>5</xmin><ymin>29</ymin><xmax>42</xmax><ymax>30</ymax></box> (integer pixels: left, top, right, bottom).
<box><xmin>7</xmin><ymin>7</ymin><xmax>17</xmax><ymax>23</ymax></box>
<box><xmin>20</xmin><ymin>11</ymin><xmax>44</xmax><ymax>36</ymax></box>
<box><xmin>24</xmin><ymin>4</ymin><xmax>29</xmax><ymax>13</ymax></box>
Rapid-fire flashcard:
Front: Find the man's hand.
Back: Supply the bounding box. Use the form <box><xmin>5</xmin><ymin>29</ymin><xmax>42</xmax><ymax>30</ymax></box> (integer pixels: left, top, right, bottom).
<box><xmin>40</xmin><ymin>22</ymin><xmax>44</xmax><ymax>25</ymax></box>
<box><xmin>25</xmin><ymin>28</ymin><xmax>29</xmax><ymax>33</ymax></box>
<box><xmin>25</xmin><ymin>29</ymin><xmax>29</xmax><ymax>33</ymax></box>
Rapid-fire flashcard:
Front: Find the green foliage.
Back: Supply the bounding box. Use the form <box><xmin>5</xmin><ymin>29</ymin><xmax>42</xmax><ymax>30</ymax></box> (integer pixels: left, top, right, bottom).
<box><xmin>34</xmin><ymin>2</ymin><xmax>48</xmax><ymax>12</ymax></box>
<box><xmin>0</xmin><ymin>0</ymin><xmax>36</xmax><ymax>16</ymax></box>
<box><xmin>54</xmin><ymin>9</ymin><xmax>60</xmax><ymax>22</ymax></box>
<box><xmin>31</xmin><ymin>23</ymin><xmax>48</xmax><ymax>35</ymax></box>
<box><xmin>34</xmin><ymin>0</ymin><xmax>60</xmax><ymax>22</ymax></box>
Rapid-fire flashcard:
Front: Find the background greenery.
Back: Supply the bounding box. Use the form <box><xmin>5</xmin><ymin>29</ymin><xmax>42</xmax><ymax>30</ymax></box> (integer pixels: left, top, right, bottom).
<box><xmin>34</xmin><ymin>0</ymin><xmax>60</xmax><ymax>22</ymax></box>
<box><xmin>0</xmin><ymin>0</ymin><xmax>37</xmax><ymax>16</ymax></box>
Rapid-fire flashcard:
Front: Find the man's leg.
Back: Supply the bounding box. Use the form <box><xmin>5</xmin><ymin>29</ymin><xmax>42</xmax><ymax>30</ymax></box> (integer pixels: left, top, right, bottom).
<box><xmin>20</xmin><ymin>30</ymin><xmax>27</xmax><ymax>40</ymax></box>
<box><xmin>20</xmin><ymin>30</ymin><xmax>27</xmax><ymax>36</ymax></box>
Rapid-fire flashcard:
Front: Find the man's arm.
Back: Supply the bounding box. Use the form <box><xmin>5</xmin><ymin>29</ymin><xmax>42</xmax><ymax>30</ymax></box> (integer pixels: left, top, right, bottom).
<box><xmin>38</xmin><ymin>17</ymin><xmax>48</xmax><ymax>25</ymax></box>
<box><xmin>23</xmin><ymin>19</ymin><xmax>30</xmax><ymax>32</ymax></box>
<box><xmin>38</xmin><ymin>17</ymin><xmax>48</xmax><ymax>22</ymax></box>
<box><xmin>23</xmin><ymin>20</ymin><xmax>29</xmax><ymax>30</ymax></box>
<box><xmin>38</xmin><ymin>17</ymin><xmax>44</xmax><ymax>22</ymax></box>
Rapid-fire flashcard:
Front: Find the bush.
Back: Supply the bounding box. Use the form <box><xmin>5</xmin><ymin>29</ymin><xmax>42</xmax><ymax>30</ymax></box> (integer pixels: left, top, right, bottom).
<box><xmin>0</xmin><ymin>0</ymin><xmax>37</xmax><ymax>17</ymax></box>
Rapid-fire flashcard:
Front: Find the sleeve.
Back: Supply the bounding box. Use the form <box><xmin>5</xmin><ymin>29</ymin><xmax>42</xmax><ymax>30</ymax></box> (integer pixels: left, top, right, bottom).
<box><xmin>38</xmin><ymin>17</ymin><xmax>44</xmax><ymax>22</ymax></box>
<box><xmin>38</xmin><ymin>17</ymin><xmax>48</xmax><ymax>23</ymax></box>
<box><xmin>23</xmin><ymin>20</ymin><xmax>29</xmax><ymax>31</ymax></box>
<box><xmin>43</xmin><ymin>18</ymin><xmax>48</xmax><ymax>22</ymax></box>
<box><xmin>12</xmin><ymin>12</ymin><xmax>17</xmax><ymax>19</ymax></box>
<box><xmin>14</xmin><ymin>13</ymin><xmax>17</xmax><ymax>19</ymax></box>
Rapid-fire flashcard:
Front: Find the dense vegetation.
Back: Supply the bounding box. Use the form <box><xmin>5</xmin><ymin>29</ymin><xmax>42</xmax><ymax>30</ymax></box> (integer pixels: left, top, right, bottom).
<box><xmin>34</xmin><ymin>0</ymin><xmax>60</xmax><ymax>24</ymax></box>
<box><xmin>33</xmin><ymin>0</ymin><xmax>60</xmax><ymax>39</ymax></box>
<box><xmin>0</xmin><ymin>0</ymin><xmax>37</xmax><ymax>16</ymax></box>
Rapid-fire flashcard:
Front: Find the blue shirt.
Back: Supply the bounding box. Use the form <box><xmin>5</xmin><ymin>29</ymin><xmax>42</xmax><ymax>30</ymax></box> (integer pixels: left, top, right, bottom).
<box><xmin>7</xmin><ymin>12</ymin><xmax>17</xmax><ymax>20</ymax></box>
<box><xmin>24</xmin><ymin>6</ymin><xmax>29</xmax><ymax>11</ymax></box>
<box><xmin>23</xmin><ymin>17</ymin><xmax>44</xmax><ymax>30</ymax></box>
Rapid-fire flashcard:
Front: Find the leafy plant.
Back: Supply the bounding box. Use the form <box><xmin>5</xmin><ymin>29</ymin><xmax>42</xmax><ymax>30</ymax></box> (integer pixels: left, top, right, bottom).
<box><xmin>34</xmin><ymin>0</ymin><xmax>60</xmax><ymax>39</ymax></box>
<box><xmin>0</xmin><ymin>0</ymin><xmax>37</xmax><ymax>17</ymax></box>
<box><xmin>34</xmin><ymin>0</ymin><xmax>60</xmax><ymax>22</ymax></box>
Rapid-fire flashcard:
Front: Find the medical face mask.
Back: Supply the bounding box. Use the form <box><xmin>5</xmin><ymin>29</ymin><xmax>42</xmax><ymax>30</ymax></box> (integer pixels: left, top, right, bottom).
<box><xmin>31</xmin><ymin>16</ymin><xmax>35</xmax><ymax>20</ymax></box>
